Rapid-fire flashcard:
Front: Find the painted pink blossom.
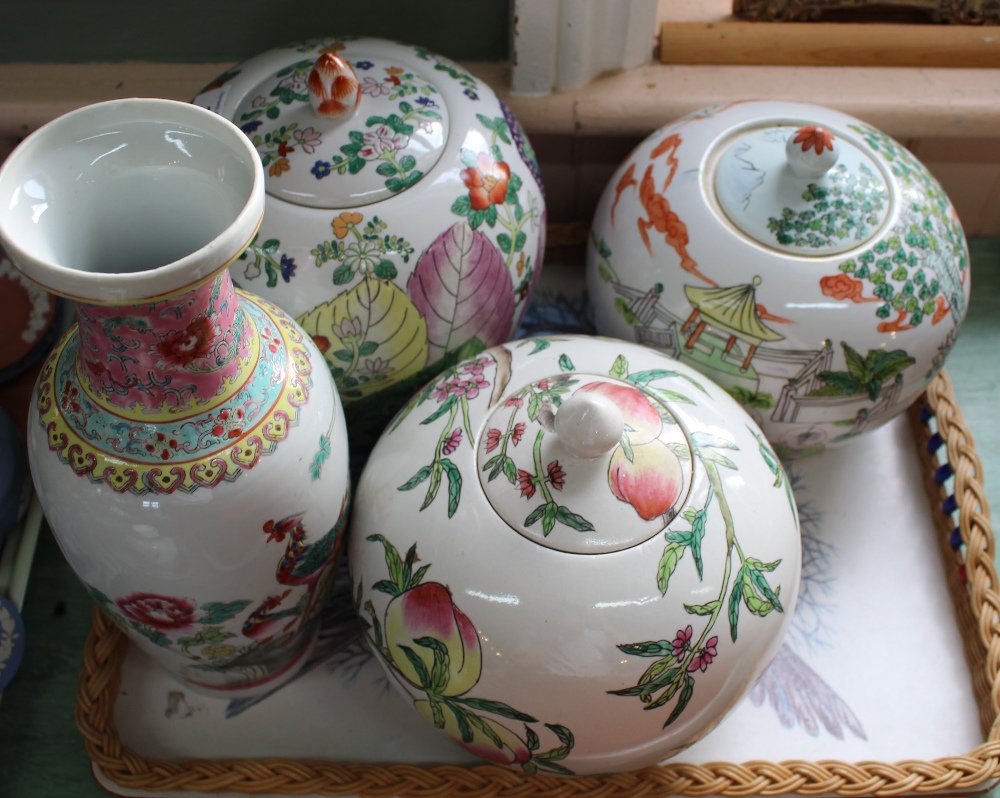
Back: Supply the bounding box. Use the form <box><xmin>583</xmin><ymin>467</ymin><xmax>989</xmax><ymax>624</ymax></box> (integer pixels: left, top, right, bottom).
<box><xmin>511</xmin><ymin>422</ymin><xmax>526</xmax><ymax>446</ymax></box>
<box><xmin>359</xmin><ymin>125</ymin><xmax>407</xmax><ymax>160</ymax></box>
<box><xmin>116</xmin><ymin>593</ymin><xmax>197</xmax><ymax>631</ymax></box>
<box><xmin>442</xmin><ymin>428</ymin><xmax>462</xmax><ymax>455</ymax></box>
<box><xmin>360</xmin><ymin>76</ymin><xmax>391</xmax><ymax>97</ymax></box>
<box><xmin>278</xmin><ymin>74</ymin><xmax>308</xmax><ymax>94</ymax></box>
<box><xmin>293</xmin><ymin>126</ymin><xmax>322</xmax><ymax>154</ymax></box>
<box><xmin>504</xmin><ymin>397</ymin><xmax>524</xmax><ymax>408</ymax></box>
<box><xmin>688</xmin><ymin>636</ymin><xmax>719</xmax><ymax>673</ymax></box>
<box><xmin>671</xmin><ymin>625</ymin><xmax>693</xmax><ymax>658</ymax></box>
<box><xmin>462</xmin><ymin>357</ymin><xmax>492</xmax><ymax>375</ymax></box>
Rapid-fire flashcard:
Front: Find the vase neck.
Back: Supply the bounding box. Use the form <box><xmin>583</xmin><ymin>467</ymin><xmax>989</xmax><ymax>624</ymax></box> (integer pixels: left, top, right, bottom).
<box><xmin>75</xmin><ymin>271</ymin><xmax>254</xmax><ymax>415</ymax></box>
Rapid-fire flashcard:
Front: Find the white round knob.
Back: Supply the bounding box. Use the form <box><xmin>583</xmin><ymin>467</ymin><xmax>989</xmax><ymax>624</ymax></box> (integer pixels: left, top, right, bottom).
<box><xmin>785</xmin><ymin>125</ymin><xmax>839</xmax><ymax>180</ymax></box>
<box><xmin>553</xmin><ymin>392</ymin><xmax>625</xmax><ymax>459</ymax></box>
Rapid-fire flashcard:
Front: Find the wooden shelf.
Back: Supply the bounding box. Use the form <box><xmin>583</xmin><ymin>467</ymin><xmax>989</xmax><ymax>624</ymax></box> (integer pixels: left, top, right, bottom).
<box><xmin>1</xmin><ymin>59</ymin><xmax>999</xmax><ymax>142</ymax></box>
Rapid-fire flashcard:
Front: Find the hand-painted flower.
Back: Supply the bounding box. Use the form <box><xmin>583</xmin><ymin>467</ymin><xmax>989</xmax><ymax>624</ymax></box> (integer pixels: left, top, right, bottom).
<box><xmin>414</xmin><ymin>700</ymin><xmax>532</xmax><ymax>765</ymax></box>
<box><xmin>517</xmin><ymin>470</ymin><xmax>536</xmax><ymax>499</ymax></box>
<box><xmin>293</xmin><ymin>126</ymin><xmax>322</xmax><ymax>154</ymax></box>
<box><xmin>360</xmin><ymin>76</ymin><xmax>391</xmax><ymax>97</ymax></box>
<box><xmin>279</xmin><ymin>254</ymin><xmax>297</xmax><ymax>282</ymax></box>
<box><xmin>269</xmin><ymin>158</ymin><xmax>291</xmax><ymax>177</ymax></box>
<box><xmin>359</xmin><ymin>125</ymin><xmax>408</xmax><ymax>159</ymax></box>
<box><xmin>154</xmin><ymin>315</ymin><xmax>219</xmax><ymax>367</ymax></box>
<box><xmin>116</xmin><ymin>593</ymin><xmax>197</xmax><ymax>631</ymax></box>
<box><xmin>384</xmin><ymin>582</ymin><xmax>482</xmax><ymax>696</ymax></box>
<box><xmin>671</xmin><ymin>625</ymin><xmax>693</xmax><ymax>658</ymax></box>
<box><xmin>442</xmin><ymin>428</ymin><xmax>462</xmax><ymax>455</ymax></box>
<box><xmin>511</xmin><ymin>422</ymin><xmax>526</xmax><ymax>446</ymax></box>
<box><xmin>688</xmin><ymin>636</ymin><xmax>719</xmax><ymax>673</ymax></box>
<box><xmin>485</xmin><ymin>428</ymin><xmax>502</xmax><ymax>453</ymax></box>
<box><xmin>343</xmin><ymin>240</ymin><xmax>383</xmax><ymax>273</ymax></box>
<box><xmin>461</xmin><ymin>153</ymin><xmax>511</xmax><ymax>211</ymax></box>
<box><xmin>547</xmin><ymin>461</ymin><xmax>566</xmax><ymax>491</ymax></box>
<box><xmin>332</xmin><ymin>211</ymin><xmax>364</xmax><ymax>239</ymax></box>
<box><xmin>335</xmin><ymin>316</ymin><xmax>363</xmax><ymax>341</ymax></box>
<box><xmin>608</xmin><ymin>439</ymin><xmax>683</xmax><ymax>521</ymax></box>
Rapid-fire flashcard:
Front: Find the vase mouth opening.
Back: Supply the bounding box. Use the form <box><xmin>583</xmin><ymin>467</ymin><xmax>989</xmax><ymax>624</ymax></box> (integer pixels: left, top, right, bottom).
<box><xmin>0</xmin><ymin>98</ymin><xmax>264</xmax><ymax>304</ymax></box>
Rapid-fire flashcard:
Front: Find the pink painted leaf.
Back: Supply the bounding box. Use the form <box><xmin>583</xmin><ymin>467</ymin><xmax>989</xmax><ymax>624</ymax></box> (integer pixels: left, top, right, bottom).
<box><xmin>407</xmin><ymin>222</ymin><xmax>515</xmax><ymax>363</ymax></box>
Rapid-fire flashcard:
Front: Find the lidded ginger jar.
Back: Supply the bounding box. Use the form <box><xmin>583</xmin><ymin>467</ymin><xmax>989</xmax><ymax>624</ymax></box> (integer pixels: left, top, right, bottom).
<box><xmin>587</xmin><ymin>100</ymin><xmax>969</xmax><ymax>456</ymax></box>
<box><xmin>195</xmin><ymin>37</ymin><xmax>546</xmax><ymax>439</ymax></box>
<box><xmin>349</xmin><ymin>334</ymin><xmax>800</xmax><ymax>773</ymax></box>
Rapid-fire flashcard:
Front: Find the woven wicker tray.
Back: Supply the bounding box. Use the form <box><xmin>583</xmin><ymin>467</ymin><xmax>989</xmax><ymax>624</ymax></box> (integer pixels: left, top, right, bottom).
<box><xmin>74</xmin><ymin>370</ymin><xmax>1000</xmax><ymax>797</ymax></box>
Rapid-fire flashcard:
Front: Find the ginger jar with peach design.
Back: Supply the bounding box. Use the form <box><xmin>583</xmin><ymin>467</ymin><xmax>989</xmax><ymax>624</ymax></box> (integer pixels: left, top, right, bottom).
<box><xmin>349</xmin><ymin>334</ymin><xmax>801</xmax><ymax>774</ymax></box>
<box><xmin>587</xmin><ymin>100</ymin><xmax>970</xmax><ymax>456</ymax></box>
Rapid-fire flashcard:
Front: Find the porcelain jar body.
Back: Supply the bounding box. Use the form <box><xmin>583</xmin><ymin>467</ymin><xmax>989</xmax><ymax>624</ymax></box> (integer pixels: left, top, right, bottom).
<box><xmin>0</xmin><ymin>99</ymin><xmax>350</xmax><ymax>697</ymax></box>
<box><xmin>349</xmin><ymin>335</ymin><xmax>800</xmax><ymax>774</ymax></box>
<box><xmin>587</xmin><ymin>100</ymin><xmax>970</xmax><ymax>456</ymax></box>
<box><xmin>195</xmin><ymin>38</ymin><xmax>546</xmax><ymax>441</ymax></box>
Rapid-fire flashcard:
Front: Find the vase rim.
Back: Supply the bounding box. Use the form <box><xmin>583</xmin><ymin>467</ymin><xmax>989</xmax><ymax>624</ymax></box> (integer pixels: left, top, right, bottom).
<box><xmin>0</xmin><ymin>97</ymin><xmax>265</xmax><ymax>304</ymax></box>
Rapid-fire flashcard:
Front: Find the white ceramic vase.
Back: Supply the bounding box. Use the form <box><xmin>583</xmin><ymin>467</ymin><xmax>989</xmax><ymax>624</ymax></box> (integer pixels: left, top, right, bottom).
<box><xmin>0</xmin><ymin>99</ymin><xmax>350</xmax><ymax>697</ymax></box>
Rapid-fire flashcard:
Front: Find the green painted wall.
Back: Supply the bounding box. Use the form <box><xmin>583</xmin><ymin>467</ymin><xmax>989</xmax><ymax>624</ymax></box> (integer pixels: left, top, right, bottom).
<box><xmin>0</xmin><ymin>0</ymin><xmax>511</xmax><ymax>63</ymax></box>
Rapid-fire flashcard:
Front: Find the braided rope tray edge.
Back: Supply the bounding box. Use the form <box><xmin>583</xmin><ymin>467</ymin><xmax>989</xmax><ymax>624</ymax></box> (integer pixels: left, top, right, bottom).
<box><xmin>74</xmin><ymin>370</ymin><xmax>1000</xmax><ymax>798</ymax></box>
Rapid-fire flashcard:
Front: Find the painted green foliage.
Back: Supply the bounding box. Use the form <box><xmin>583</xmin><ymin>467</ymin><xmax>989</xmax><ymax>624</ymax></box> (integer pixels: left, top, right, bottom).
<box><xmin>610</xmin><ymin>357</ymin><xmax>787</xmax><ymax>728</ymax></box>
<box><xmin>829</xmin><ymin>125</ymin><xmax>968</xmax><ymax>329</ymax></box>
<box><xmin>768</xmin><ymin>163</ymin><xmax>887</xmax><ymax>249</ymax></box>
<box><xmin>356</xmin><ymin>536</ymin><xmax>575</xmax><ymax>773</ymax></box>
<box><xmin>809</xmin><ymin>341</ymin><xmax>915</xmax><ymax>401</ymax></box>
<box><xmin>396</xmin><ymin>355</ymin><xmax>497</xmax><ymax>517</ymax></box>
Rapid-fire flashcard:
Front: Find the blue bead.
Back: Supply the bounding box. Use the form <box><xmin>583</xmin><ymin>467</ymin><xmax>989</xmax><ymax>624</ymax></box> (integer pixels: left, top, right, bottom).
<box><xmin>935</xmin><ymin>463</ymin><xmax>953</xmax><ymax>484</ymax></box>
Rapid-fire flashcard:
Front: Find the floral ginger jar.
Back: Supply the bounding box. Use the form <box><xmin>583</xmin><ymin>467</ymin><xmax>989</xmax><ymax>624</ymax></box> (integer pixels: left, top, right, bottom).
<box><xmin>0</xmin><ymin>99</ymin><xmax>350</xmax><ymax>697</ymax></box>
<box><xmin>349</xmin><ymin>335</ymin><xmax>800</xmax><ymax>774</ymax></box>
<box><xmin>588</xmin><ymin>100</ymin><xmax>970</xmax><ymax>456</ymax></box>
<box><xmin>194</xmin><ymin>37</ymin><xmax>546</xmax><ymax>441</ymax></box>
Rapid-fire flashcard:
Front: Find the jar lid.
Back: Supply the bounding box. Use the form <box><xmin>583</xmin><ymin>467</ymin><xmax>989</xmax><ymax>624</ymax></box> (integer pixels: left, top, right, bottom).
<box><xmin>233</xmin><ymin>50</ymin><xmax>449</xmax><ymax>209</ymax></box>
<box><xmin>713</xmin><ymin>124</ymin><xmax>891</xmax><ymax>256</ymax></box>
<box><xmin>477</xmin><ymin>373</ymin><xmax>694</xmax><ymax>554</ymax></box>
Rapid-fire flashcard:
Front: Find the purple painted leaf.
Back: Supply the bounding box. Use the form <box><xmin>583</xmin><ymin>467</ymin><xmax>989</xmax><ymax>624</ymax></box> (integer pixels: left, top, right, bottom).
<box><xmin>407</xmin><ymin>222</ymin><xmax>515</xmax><ymax>363</ymax></box>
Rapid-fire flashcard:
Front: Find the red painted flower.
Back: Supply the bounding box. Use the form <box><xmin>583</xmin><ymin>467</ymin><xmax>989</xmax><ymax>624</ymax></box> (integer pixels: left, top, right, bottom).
<box><xmin>517</xmin><ymin>469</ymin><xmax>536</xmax><ymax>499</ymax></box>
<box><xmin>511</xmin><ymin>422</ymin><xmax>526</xmax><ymax>446</ymax></box>
<box><xmin>155</xmin><ymin>315</ymin><xmax>218</xmax><ymax>366</ymax></box>
<box><xmin>484</xmin><ymin>428</ymin><xmax>502</xmax><ymax>453</ymax></box>
<box><xmin>792</xmin><ymin>125</ymin><xmax>835</xmax><ymax>155</ymax></box>
<box><xmin>547</xmin><ymin>460</ymin><xmax>566</xmax><ymax>491</ymax></box>
<box><xmin>461</xmin><ymin>153</ymin><xmax>511</xmax><ymax>210</ymax></box>
<box><xmin>116</xmin><ymin>593</ymin><xmax>197</xmax><ymax>631</ymax></box>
